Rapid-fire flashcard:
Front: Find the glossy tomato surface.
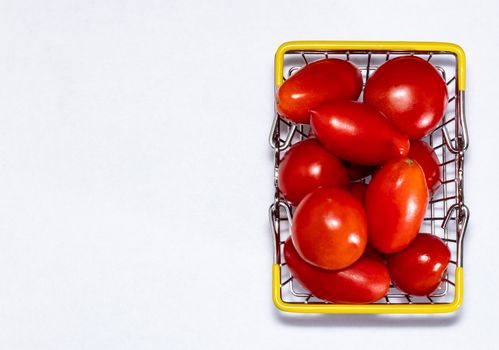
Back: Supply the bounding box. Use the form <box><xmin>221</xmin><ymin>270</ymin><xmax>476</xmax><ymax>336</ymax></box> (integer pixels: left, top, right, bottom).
<box><xmin>276</xmin><ymin>58</ymin><xmax>363</xmax><ymax>124</ymax></box>
<box><xmin>310</xmin><ymin>100</ymin><xmax>409</xmax><ymax>165</ymax></box>
<box><xmin>292</xmin><ymin>188</ymin><xmax>367</xmax><ymax>270</ymax></box>
<box><xmin>364</xmin><ymin>56</ymin><xmax>448</xmax><ymax>139</ymax></box>
<box><xmin>278</xmin><ymin>138</ymin><xmax>348</xmax><ymax>205</ymax></box>
<box><xmin>388</xmin><ymin>233</ymin><xmax>450</xmax><ymax>296</ymax></box>
<box><xmin>284</xmin><ymin>238</ymin><xmax>390</xmax><ymax>304</ymax></box>
<box><xmin>349</xmin><ymin>182</ymin><xmax>367</xmax><ymax>205</ymax></box>
<box><xmin>365</xmin><ymin>158</ymin><xmax>428</xmax><ymax>254</ymax></box>
<box><xmin>407</xmin><ymin>140</ymin><xmax>442</xmax><ymax>195</ymax></box>
<box><xmin>343</xmin><ymin>160</ymin><xmax>376</xmax><ymax>181</ymax></box>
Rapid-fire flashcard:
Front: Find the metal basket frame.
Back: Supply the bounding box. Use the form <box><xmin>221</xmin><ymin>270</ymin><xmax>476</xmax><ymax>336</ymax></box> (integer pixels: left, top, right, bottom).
<box><xmin>268</xmin><ymin>41</ymin><xmax>469</xmax><ymax>314</ymax></box>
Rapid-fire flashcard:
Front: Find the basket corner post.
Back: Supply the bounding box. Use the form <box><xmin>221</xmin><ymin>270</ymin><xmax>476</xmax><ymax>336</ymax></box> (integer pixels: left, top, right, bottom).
<box><xmin>272</xmin><ymin>264</ymin><xmax>292</xmax><ymax>313</ymax></box>
<box><xmin>450</xmin><ymin>267</ymin><xmax>464</xmax><ymax>313</ymax></box>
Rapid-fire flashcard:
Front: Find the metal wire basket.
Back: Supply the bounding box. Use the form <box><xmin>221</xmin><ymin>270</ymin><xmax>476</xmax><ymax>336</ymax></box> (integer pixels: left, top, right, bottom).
<box><xmin>269</xmin><ymin>41</ymin><xmax>469</xmax><ymax>314</ymax></box>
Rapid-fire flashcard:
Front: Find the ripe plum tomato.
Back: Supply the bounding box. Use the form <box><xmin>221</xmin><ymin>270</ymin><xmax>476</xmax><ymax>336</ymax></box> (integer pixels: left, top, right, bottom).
<box><xmin>365</xmin><ymin>158</ymin><xmax>428</xmax><ymax>254</ymax></box>
<box><xmin>278</xmin><ymin>139</ymin><xmax>348</xmax><ymax>206</ymax></box>
<box><xmin>388</xmin><ymin>233</ymin><xmax>450</xmax><ymax>296</ymax></box>
<box><xmin>276</xmin><ymin>58</ymin><xmax>363</xmax><ymax>124</ymax></box>
<box><xmin>310</xmin><ymin>100</ymin><xmax>409</xmax><ymax>165</ymax></box>
<box><xmin>292</xmin><ymin>188</ymin><xmax>367</xmax><ymax>270</ymax></box>
<box><xmin>284</xmin><ymin>238</ymin><xmax>390</xmax><ymax>303</ymax></box>
<box><xmin>407</xmin><ymin>140</ymin><xmax>442</xmax><ymax>195</ymax></box>
<box><xmin>364</xmin><ymin>56</ymin><xmax>448</xmax><ymax>139</ymax></box>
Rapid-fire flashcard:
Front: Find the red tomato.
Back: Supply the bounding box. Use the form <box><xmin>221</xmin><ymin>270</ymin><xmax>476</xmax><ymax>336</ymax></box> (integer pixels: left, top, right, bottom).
<box><xmin>365</xmin><ymin>158</ymin><xmax>428</xmax><ymax>254</ymax></box>
<box><xmin>278</xmin><ymin>139</ymin><xmax>349</xmax><ymax>205</ymax></box>
<box><xmin>349</xmin><ymin>182</ymin><xmax>367</xmax><ymax>205</ymax></box>
<box><xmin>388</xmin><ymin>234</ymin><xmax>450</xmax><ymax>296</ymax></box>
<box><xmin>292</xmin><ymin>188</ymin><xmax>367</xmax><ymax>270</ymax></box>
<box><xmin>284</xmin><ymin>238</ymin><xmax>390</xmax><ymax>303</ymax></box>
<box><xmin>407</xmin><ymin>140</ymin><xmax>442</xmax><ymax>195</ymax></box>
<box><xmin>310</xmin><ymin>100</ymin><xmax>410</xmax><ymax>165</ymax></box>
<box><xmin>343</xmin><ymin>160</ymin><xmax>376</xmax><ymax>181</ymax></box>
<box><xmin>364</xmin><ymin>56</ymin><xmax>448</xmax><ymax>139</ymax></box>
<box><xmin>276</xmin><ymin>58</ymin><xmax>363</xmax><ymax>124</ymax></box>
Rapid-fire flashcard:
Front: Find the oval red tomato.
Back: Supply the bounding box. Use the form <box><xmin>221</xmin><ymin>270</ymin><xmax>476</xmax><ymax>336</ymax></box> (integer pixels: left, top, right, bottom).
<box><xmin>407</xmin><ymin>140</ymin><xmax>442</xmax><ymax>195</ymax></box>
<box><xmin>349</xmin><ymin>181</ymin><xmax>367</xmax><ymax>205</ymax></box>
<box><xmin>365</xmin><ymin>158</ymin><xmax>428</xmax><ymax>254</ymax></box>
<box><xmin>276</xmin><ymin>58</ymin><xmax>363</xmax><ymax>124</ymax></box>
<box><xmin>310</xmin><ymin>100</ymin><xmax>410</xmax><ymax>165</ymax></box>
<box><xmin>388</xmin><ymin>233</ymin><xmax>450</xmax><ymax>296</ymax></box>
<box><xmin>292</xmin><ymin>187</ymin><xmax>367</xmax><ymax>270</ymax></box>
<box><xmin>278</xmin><ymin>138</ymin><xmax>349</xmax><ymax>205</ymax></box>
<box><xmin>364</xmin><ymin>56</ymin><xmax>448</xmax><ymax>139</ymax></box>
<box><xmin>284</xmin><ymin>238</ymin><xmax>390</xmax><ymax>303</ymax></box>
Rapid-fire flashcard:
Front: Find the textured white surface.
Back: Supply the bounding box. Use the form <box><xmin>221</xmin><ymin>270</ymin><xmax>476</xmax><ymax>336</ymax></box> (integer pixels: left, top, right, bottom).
<box><xmin>0</xmin><ymin>0</ymin><xmax>497</xmax><ymax>349</ymax></box>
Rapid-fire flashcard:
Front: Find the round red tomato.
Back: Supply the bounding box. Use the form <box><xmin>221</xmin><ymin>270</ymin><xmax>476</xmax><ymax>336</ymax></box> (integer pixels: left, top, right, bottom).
<box><xmin>349</xmin><ymin>181</ymin><xmax>367</xmax><ymax>205</ymax></box>
<box><xmin>292</xmin><ymin>188</ymin><xmax>367</xmax><ymax>270</ymax></box>
<box><xmin>365</xmin><ymin>158</ymin><xmax>428</xmax><ymax>254</ymax></box>
<box><xmin>407</xmin><ymin>140</ymin><xmax>442</xmax><ymax>195</ymax></box>
<box><xmin>310</xmin><ymin>100</ymin><xmax>410</xmax><ymax>165</ymax></box>
<box><xmin>278</xmin><ymin>138</ymin><xmax>348</xmax><ymax>205</ymax></box>
<box><xmin>364</xmin><ymin>56</ymin><xmax>448</xmax><ymax>139</ymax></box>
<box><xmin>388</xmin><ymin>233</ymin><xmax>450</xmax><ymax>296</ymax></box>
<box><xmin>276</xmin><ymin>58</ymin><xmax>363</xmax><ymax>124</ymax></box>
<box><xmin>284</xmin><ymin>238</ymin><xmax>390</xmax><ymax>303</ymax></box>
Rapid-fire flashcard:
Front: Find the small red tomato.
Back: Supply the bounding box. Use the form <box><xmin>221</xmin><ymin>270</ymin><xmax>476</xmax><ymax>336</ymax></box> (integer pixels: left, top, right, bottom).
<box><xmin>276</xmin><ymin>58</ymin><xmax>363</xmax><ymax>124</ymax></box>
<box><xmin>407</xmin><ymin>140</ymin><xmax>442</xmax><ymax>195</ymax></box>
<box><xmin>284</xmin><ymin>238</ymin><xmax>390</xmax><ymax>304</ymax></box>
<box><xmin>293</xmin><ymin>188</ymin><xmax>367</xmax><ymax>270</ymax></box>
<box><xmin>349</xmin><ymin>182</ymin><xmax>367</xmax><ymax>205</ymax></box>
<box><xmin>388</xmin><ymin>233</ymin><xmax>450</xmax><ymax>296</ymax></box>
<box><xmin>364</xmin><ymin>56</ymin><xmax>448</xmax><ymax>139</ymax></box>
<box><xmin>278</xmin><ymin>139</ymin><xmax>349</xmax><ymax>205</ymax></box>
<box><xmin>310</xmin><ymin>100</ymin><xmax>409</xmax><ymax>165</ymax></box>
<box><xmin>365</xmin><ymin>158</ymin><xmax>428</xmax><ymax>254</ymax></box>
<box><xmin>343</xmin><ymin>160</ymin><xmax>376</xmax><ymax>181</ymax></box>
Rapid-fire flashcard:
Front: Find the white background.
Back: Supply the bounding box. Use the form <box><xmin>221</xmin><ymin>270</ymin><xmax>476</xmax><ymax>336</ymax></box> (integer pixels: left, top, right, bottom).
<box><xmin>0</xmin><ymin>0</ymin><xmax>497</xmax><ymax>349</ymax></box>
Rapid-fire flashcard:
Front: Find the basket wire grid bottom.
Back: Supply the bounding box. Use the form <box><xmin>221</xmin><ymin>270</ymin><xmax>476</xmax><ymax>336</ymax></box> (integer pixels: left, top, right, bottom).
<box><xmin>269</xmin><ymin>47</ymin><xmax>469</xmax><ymax>311</ymax></box>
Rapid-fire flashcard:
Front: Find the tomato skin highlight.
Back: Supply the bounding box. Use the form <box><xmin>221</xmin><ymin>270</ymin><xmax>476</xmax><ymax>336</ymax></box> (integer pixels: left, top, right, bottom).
<box><xmin>365</xmin><ymin>158</ymin><xmax>429</xmax><ymax>254</ymax></box>
<box><xmin>388</xmin><ymin>234</ymin><xmax>450</xmax><ymax>296</ymax></box>
<box><xmin>407</xmin><ymin>140</ymin><xmax>442</xmax><ymax>195</ymax></box>
<box><xmin>310</xmin><ymin>100</ymin><xmax>410</xmax><ymax>165</ymax></box>
<box><xmin>284</xmin><ymin>238</ymin><xmax>390</xmax><ymax>304</ymax></box>
<box><xmin>276</xmin><ymin>58</ymin><xmax>363</xmax><ymax>124</ymax></box>
<box><xmin>364</xmin><ymin>56</ymin><xmax>448</xmax><ymax>139</ymax></box>
<box><xmin>278</xmin><ymin>139</ymin><xmax>349</xmax><ymax>206</ymax></box>
<box><xmin>292</xmin><ymin>188</ymin><xmax>367</xmax><ymax>270</ymax></box>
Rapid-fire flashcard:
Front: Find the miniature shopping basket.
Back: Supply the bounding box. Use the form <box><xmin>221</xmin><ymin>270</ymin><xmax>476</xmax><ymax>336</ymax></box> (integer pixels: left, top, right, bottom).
<box><xmin>269</xmin><ymin>41</ymin><xmax>469</xmax><ymax>314</ymax></box>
